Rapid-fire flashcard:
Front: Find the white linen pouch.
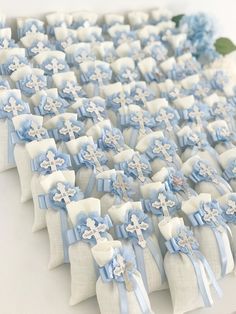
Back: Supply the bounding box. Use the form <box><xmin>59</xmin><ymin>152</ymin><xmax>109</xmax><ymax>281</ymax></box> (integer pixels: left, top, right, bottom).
<box><xmin>92</xmin><ymin>240</ymin><xmax>154</xmax><ymax>314</ymax></box>
<box><xmin>12</xmin><ymin>114</ymin><xmax>49</xmax><ymax>203</ymax></box>
<box><xmin>40</xmin><ymin>170</ymin><xmax>83</xmax><ymax>269</ymax></box>
<box><xmin>182</xmin><ymin>155</ymin><xmax>232</xmax><ymax>198</ymax></box>
<box><xmin>96</xmin><ymin>169</ymin><xmax>135</xmax><ymax>216</ymax></box>
<box><xmin>0</xmin><ymin>89</ymin><xmax>30</xmax><ymax>172</ymax></box>
<box><xmin>113</xmin><ymin>149</ymin><xmax>152</xmax><ymax>201</ymax></box>
<box><xmin>67</xmin><ymin>198</ymin><xmax>113</xmax><ymax>305</ymax></box>
<box><xmin>182</xmin><ymin>193</ymin><xmax>234</xmax><ymax>279</ymax></box>
<box><xmin>159</xmin><ymin>217</ymin><xmax>220</xmax><ymax>314</ymax></box>
<box><xmin>66</xmin><ymin>136</ymin><xmax>109</xmax><ymax>198</ymax></box>
<box><xmin>136</xmin><ymin>131</ymin><xmax>182</xmax><ymax>173</ymax></box>
<box><xmin>108</xmin><ymin>201</ymin><xmax>167</xmax><ymax>293</ymax></box>
<box><xmin>219</xmin><ymin>148</ymin><xmax>236</xmax><ymax>192</ymax></box>
<box><xmin>25</xmin><ymin>138</ymin><xmax>57</xmax><ymax>202</ymax></box>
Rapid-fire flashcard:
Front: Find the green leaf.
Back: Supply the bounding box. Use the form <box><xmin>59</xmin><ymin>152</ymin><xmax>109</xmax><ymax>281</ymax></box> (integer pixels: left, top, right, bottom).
<box><xmin>214</xmin><ymin>37</ymin><xmax>236</xmax><ymax>56</ymax></box>
<box><xmin>172</xmin><ymin>14</ymin><xmax>184</xmax><ymax>27</ymax></box>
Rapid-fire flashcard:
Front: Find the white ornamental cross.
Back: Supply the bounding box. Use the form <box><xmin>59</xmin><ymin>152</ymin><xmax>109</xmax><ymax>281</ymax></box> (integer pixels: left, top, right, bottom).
<box><xmin>86</xmin><ymin>101</ymin><xmax>104</xmax><ymax>122</ymax></box>
<box><xmin>59</xmin><ymin>120</ymin><xmax>81</xmax><ymax>140</ymax></box>
<box><xmin>214</xmin><ymin>102</ymin><xmax>230</xmax><ymax>120</ymax></box>
<box><xmin>83</xmin><ymin>145</ymin><xmax>104</xmax><ymax>172</ymax></box>
<box><xmin>43</xmin><ymin>97</ymin><xmax>62</xmax><ymax>114</ymax></box>
<box><xmin>178</xmin><ymin>229</ymin><xmax>197</xmax><ymax>254</ymax></box>
<box><xmin>122</xmin><ymin>68</ymin><xmax>137</xmax><ymax>82</ymax></box>
<box><xmin>226</xmin><ymin>199</ymin><xmax>236</xmax><ymax>215</ymax></box>
<box><xmin>0</xmin><ymin>38</ymin><xmax>10</xmax><ymax>49</ymax></box>
<box><xmin>3</xmin><ymin>97</ymin><xmax>24</xmax><ymax>116</ymax></box>
<box><xmin>155</xmin><ymin>108</ymin><xmax>175</xmax><ymax>131</ymax></box>
<box><xmin>128</xmin><ymin>154</ymin><xmax>148</xmax><ymax>183</ymax></box>
<box><xmin>53</xmin><ymin>182</ymin><xmax>76</xmax><ymax>204</ymax></box>
<box><xmin>169</xmin><ymin>87</ymin><xmax>179</xmax><ymax>99</ymax></box>
<box><xmin>126</xmin><ymin>214</ymin><xmax>148</xmax><ymax>248</ymax></box>
<box><xmin>202</xmin><ymin>204</ymin><xmax>220</xmax><ymax>227</ymax></box>
<box><xmin>133</xmin><ymin>88</ymin><xmax>149</xmax><ymax>105</ymax></box>
<box><xmin>27</xmin><ymin>121</ymin><xmax>46</xmax><ymax>140</ymax></box>
<box><xmin>113</xmin><ymin>254</ymin><xmax>133</xmax><ymax>291</ymax></box>
<box><xmin>8</xmin><ymin>56</ymin><xmax>25</xmax><ymax>72</ymax></box>
<box><xmin>113</xmin><ymin>173</ymin><xmax>130</xmax><ymax>201</ymax></box>
<box><xmin>31</xmin><ymin>42</ymin><xmax>50</xmax><ymax>55</ymax></box>
<box><xmin>62</xmin><ymin>81</ymin><xmax>81</xmax><ymax>101</ymax></box>
<box><xmin>104</xmin><ymin>130</ymin><xmax>121</xmax><ymax>151</ymax></box>
<box><xmin>90</xmin><ymin>68</ymin><xmax>108</xmax><ymax>86</ymax></box>
<box><xmin>25</xmin><ymin>75</ymin><xmax>45</xmax><ymax>92</ymax></box>
<box><xmin>113</xmin><ymin>91</ymin><xmax>131</xmax><ymax>107</ymax></box>
<box><xmin>131</xmin><ymin>111</ymin><xmax>149</xmax><ymax>135</ymax></box>
<box><xmin>153</xmin><ymin>140</ymin><xmax>173</xmax><ymax>163</ymax></box>
<box><xmin>188</xmin><ymin>106</ymin><xmax>204</xmax><ymax>126</ymax></box>
<box><xmin>26</xmin><ymin>24</ymin><xmax>38</xmax><ymax>35</ymax></box>
<box><xmin>75</xmin><ymin>50</ymin><xmax>91</xmax><ymax>64</ymax></box>
<box><xmin>152</xmin><ymin>193</ymin><xmax>175</xmax><ymax>217</ymax></box>
<box><xmin>45</xmin><ymin>58</ymin><xmax>65</xmax><ymax>74</ymax></box>
<box><xmin>61</xmin><ymin>37</ymin><xmax>74</xmax><ymax>50</ymax></box>
<box><xmin>82</xmin><ymin>217</ymin><xmax>107</xmax><ymax>243</ymax></box>
<box><xmin>40</xmin><ymin>150</ymin><xmax>65</xmax><ymax>172</ymax></box>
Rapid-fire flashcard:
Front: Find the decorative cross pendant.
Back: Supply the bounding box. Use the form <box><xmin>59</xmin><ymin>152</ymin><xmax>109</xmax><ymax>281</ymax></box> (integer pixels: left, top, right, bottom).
<box><xmin>131</xmin><ymin>111</ymin><xmax>149</xmax><ymax>135</ymax></box>
<box><xmin>113</xmin><ymin>173</ymin><xmax>130</xmax><ymax>201</ymax></box>
<box><xmin>153</xmin><ymin>140</ymin><xmax>173</xmax><ymax>163</ymax></box>
<box><xmin>86</xmin><ymin>101</ymin><xmax>104</xmax><ymax>122</ymax></box>
<box><xmin>8</xmin><ymin>56</ymin><xmax>25</xmax><ymax>72</ymax></box>
<box><xmin>3</xmin><ymin>97</ymin><xmax>24</xmax><ymax>116</ymax></box>
<box><xmin>62</xmin><ymin>81</ymin><xmax>81</xmax><ymax>100</ymax></box>
<box><xmin>202</xmin><ymin>203</ymin><xmax>220</xmax><ymax>227</ymax></box>
<box><xmin>27</xmin><ymin>121</ymin><xmax>46</xmax><ymax>140</ymax></box>
<box><xmin>126</xmin><ymin>214</ymin><xmax>148</xmax><ymax>248</ymax></box>
<box><xmin>188</xmin><ymin>106</ymin><xmax>203</xmax><ymax>126</ymax></box>
<box><xmin>59</xmin><ymin>120</ymin><xmax>81</xmax><ymax>140</ymax></box>
<box><xmin>152</xmin><ymin>192</ymin><xmax>175</xmax><ymax>217</ymax></box>
<box><xmin>83</xmin><ymin>145</ymin><xmax>104</xmax><ymax>172</ymax></box>
<box><xmin>25</xmin><ymin>75</ymin><xmax>45</xmax><ymax>92</ymax></box>
<box><xmin>226</xmin><ymin>199</ymin><xmax>236</xmax><ymax>215</ymax></box>
<box><xmin>82</xmin><ymin>217</ymin><xmax>107</xmax><ymax>242</ymax></box>
<box><xmin>40</xmin><ymin>150</ymin><xmax>65</xmax><ymax>172</ymax></box>
<box><xmin>103</xmin><ymin>130</ymin><xmax>121</xmax><ymax>151</ymax></box>
<box><xmin>43</xmin><ymin>97</ymin><xmax>62</xmax><ymax>114</ymax></box>
<box><xmin>45</xmin><ymin>58</ymin><xmax>65</xmax><ymax>74</ymax></box>
<box><xmin>128</xmin><ymin>154</ymin><xmax>148</xmax><ymax>183</ymax></box>
<box><xmin>156</xmin><ymin>108</ymin><xmax>174</xmax><ymax>131</ymax></box>
<box><xmin>178</xmin><ymin>229</ymin><xmax>197</xmax><ymax>254</ymax></box>
<box><xmin>53</xmin><ymin>182</ymin><xmax>76</xmax><ymax>204</ymax></box>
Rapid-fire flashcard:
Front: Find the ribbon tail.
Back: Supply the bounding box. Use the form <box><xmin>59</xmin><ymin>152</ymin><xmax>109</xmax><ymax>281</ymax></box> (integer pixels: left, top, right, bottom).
<box><xmin>59</xmin><ymin>210</ymin><xmax>69</xmax><ymax>263</ymax></box>
<box><xmin>213</xmin><ymin>229</ymin><xmax>227</xmax><ymax>277</ymax></box>
<box><xmin>117</xmin><ymin>282</ymin><xmax>129</xmax><ymax>314</ymax></box>
<box><xmin>195</xmin><ymin>251</ymin><xmax>223</xmax><ymax>298</ymax></box>
<box><xmin>188</xmin><ymin>254</ymin><xmax>212</xmax><ymax>307</ymax></box>
<box><xmin>133</xmin><ymin>243</ymin><xmax>148</xmax><ymax>292</ymax></box>
<box><xmin>84</xmin><ymin>171</ymin><xmax>96</xmax><ymax>198</ymax></box>
<box><xmin>146</xmin><ymin>237</ymin><xmax>166</xmax><ymax>284</ymax></box>
<box><xmin>7</xmin><ymin>120</ymin><xmax>15</xmax><ymax>164</ymax></box>
<box><xmin>132</xmin><ymin>276</ymin><xmax>152</xmax><ymax>314</ymax></box>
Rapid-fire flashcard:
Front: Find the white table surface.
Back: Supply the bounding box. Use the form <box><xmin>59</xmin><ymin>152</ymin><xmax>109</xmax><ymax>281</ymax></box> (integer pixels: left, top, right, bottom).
<box><xmin>1</xmin><ymin>168</ymin><xmax>236</xmax><ymax>314</ymax></box>
<box><xmin>1</xmin><ymin>1</ymin><xmax>236</xmax><ymax>313</ymax></box>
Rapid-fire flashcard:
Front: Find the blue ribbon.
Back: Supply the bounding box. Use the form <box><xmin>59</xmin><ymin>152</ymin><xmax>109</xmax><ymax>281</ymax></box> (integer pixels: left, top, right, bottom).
<box><xmin>142</xmin><ymin>66</ymin><xmax>164</xmax><ymax>83</ymax></box>
<box><xmin>27</xmin><ymin>40</ymin><xmax>52</xmax><ymax>58</ymax></box>
<box><xmin>77</xmin><ymin>98</ymin><xmax>107</xmax><ymax>122</ymax></box>
<box><xmin>112</xmin><ymin>31</ymin><xmax>136</xmax><ymax>47</ymax></box>
<box><xmin>210</xmin><ymin>71</ymin><xmax>228</xmax><ymax>92</ymax></box>
<box><xmin>58</xmin><ymin>80</ymin><xmax>87</xmax><ymax>101</ymax></box>
<box><xmin>17</xmin><ymin>20</ymin><xmax>45</xmax><ymax>39</ymax></box>
<box><xmin>223</xmin><ymin>159</ymin><xmax>236</xmax><ymax>181</ymax></box>
<box><xmin>188</xmin><ymin>200</ymin><xmax>229</xmax><ymax>277</ymax></box>
<box><xmin>167</xmin><ymin>64</ymin><xmax>186</xmax><ymax>81</ymax></box>
<box><xmin>66</xmin><ymin>47</ymin><xmax>96</xmax><ymax>67</ymax></box>
<box><xmin>0</xmin><ymin>95</ymin><xmax>30</xmax><ymax>119</ymax></box>
<box><xmin>115</xmin><ymin>209</ymin><xmax>166</xmax><ymax>289</ymax></box>
<box><xmin>16</xmin><ymin>74</ymin><xmax>47</xmax><ymax>96</ymax></box>
<box><xmin>11</xmin><ymin>120</ymin><xmax>49</xmax><ymax>144</ymax></box>
<box><xmin>154</xmin><ymin>107</ymin><xmax>180</xmax><ymax>131</ymax></box>
<box><xmin>97</xmin><ymin>127</ymin><xmax>125</xmax><ymax>152</ymax></box>
<box><xmin>40</xmin><ymin>57</ymin><xmax>69</xmax><ymax>76</ymax></box>
<box><xmin>165</xmin><ymin>227</ymin><xmax>222</xmax><ymax>306</ymax></box>
<box><xmin>99</xmin><ymin>248</ymin><xmax>152</xmax><ymax>314</ymax></box>
<box><xmin>80</xmin><ymin>64</ymin><xmax>112</xmax><ymax>86</ymax></box>
<box><xmin>67</xmin><ymin>212</ymin><xmax>112</xmax><ymax>246</ymax></box>
<box><xmin>31</xmin><ymin>148</ymin><xmax>71</xmax><ymax>175</ymax></box>
<box><xmin>34</xmin><ymin>95</ymin><xmax>70</xmax><ymax>116</ymax></box>
<box><xmin>182</xmin><ymin>81</ymin><xmax>211</xmax><ymax>100</ymax></box>
<box><xmin>7</xmin><ymin>120</ymin><xmax>16</xmax><ymax>164</ymax></box>
<box><xmin>130</xmin><ymin>83</ymin><xmax>155</xmax><ymax>107</ymax></box>
<box><xmin>48</xmin><ymin>119</ymin><xmax>84</xmax><ymax>142</ymax></box>
<box><xmin>182</xmin><ymin>102</ymin><xmax>210</xmax><ymax>124</ymax></box>
<box><xmin>106</xmin><ymin>91</ymin><xmax>132</xmax><ymax>111</ymax></box>
<box><xmin>221</xmin><ymin>195</ymin><xmax>236</xmax><ymax>224</ymax></box>
<box><xmin>209</xmin><ymin>127</ymin><xmax>234</xmax><ymax>145</ymax></box>
<box><xmin>0</xmin><ymin>55</ymin><xmax>29</xmax><ymax>75</ymax></box>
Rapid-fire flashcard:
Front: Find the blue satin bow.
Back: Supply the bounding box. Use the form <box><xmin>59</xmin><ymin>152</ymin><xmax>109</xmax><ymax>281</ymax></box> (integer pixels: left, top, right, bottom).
<box><xmin>49</xmin><ymin>119</ymin><xmax>84</xmax><ymax>142</ymax></box>
<box><xmin>31</xmin><ymin>148</ymin><xmax>71</xmax><ymax>175</ymax></box>
<box><xmin>0</xmin><ymin>55</ymin><xmax>29</xmax><ymax>75</ymax></box>
<box><xmin>97</xmin><ymin>127</ymin><xmax>125</xmax><ymax>152</ymax></box>
<box><xmin>40</xmin><ymin>57</ymin><xmax>69</xmax><ymax>76</ymax></box>
<box><xmin>74</xmin><ymin>143</ymin><xmax>107</xmax><ymax>170</ymax></box>
<box><xmin>0</xmin><ymin>95</ymin><xmax>30</xmax><ymax>119</ymax></box>
<box><xmin>155</xmin><ymin>107</ymin><xmax>180</xmax><ymax>131</ymax></box>
<box><xmin>27</xmin><ymin>40</ymin><xmax>51</xmax><ymax>57</ymax></box>
<box><xmin>58</xmin><ymin>80</ymin><xmax>87</xmax><ymax>101</ymax></box>
<box><xmin>11</xmin><ymin>120</ymin><xmax>49</xmax><ymax>144</ymax></box>
<box><xmin>34</xmin><ymin>95</ymin><xmax>70</xmax><ymax>116</ymax></box>
<box><xmin>166</xmin><ymin>227</ymin><xmax>222</xmax><ymax>306</ymax></box>
<box><xmin>130</xmin><ymin>84</ymin><xmax>155</xmax><ymax>107</ymax></box>
<box><xmin>145</xmin><ymin>137</ymin><xmax>178</xmax><ymax>164</ymax></box>
<box><xmin>106</xmin><ymin>91</ymin><xmax>132</xmax><ymax>111</ymax></box>
<box><xmin>182</xmin><ymin>102</ymin><xmax>210</xmax><ymax>125</ymax></box>
<box><xmin>67</xmin><ymin>48</ymin><xmax>95</xmax><ymax>67</ymax></box>
<box><xmin>80</xmin><ymin>64</ymin><xmax>112</xmax><ymax>86</ymax></box>
<box><xmin>142</xmin><ymin>189</ymin><xmax>180</xmax><ymax>217</ymax></box>
<box><xmin>77</xmin><ymin>98</ymin><xmax>107</xmax><ymax>122</ymax></box>
<box><xmin>38</xmin><ymin>181</ymin><xmax>84</xmax><ymax>211</ymax></box>
<box><xmin>67</xmin><ymin>212</ymin><xmax>112</xmax><ymax>246</ymax></box>
<box><xmin>16</xmin><ymin>74</ymin><xmax>47</xmax><ymax>96</ymax></box>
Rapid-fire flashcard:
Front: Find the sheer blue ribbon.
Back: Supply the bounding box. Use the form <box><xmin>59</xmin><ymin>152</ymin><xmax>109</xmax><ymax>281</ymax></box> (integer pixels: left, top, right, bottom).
<box><xmin>165</xmin><ymin>227</ymin><xmax>222</xmax><ymax>306</ymax></box>
<box><xmin>48</xmin><ymin>119</ymin><xmax>84</xmax><ymax>142</ymax></box>
<box><xmin>11</xmin><ymin>120</ymin><xmax>49</xmax><ymax>144</ymax></box>
<box><xmin>182</xmin><ymin>56</ymin><xmax>201</xmax><ymax>76</ymax></box>
<box><xmin>210</xmin><ymin>102</ymin><xmax>233</xmax><ymax>121</ymax></box>
<box><xmin>0</xmin><ymin>55</ymin><xmax>29</xmax><ymax>75</ymax></box>
<box><xmin>34</xmin><ymin>95</ymin><xmax>70</xmax><ymax>116</ymax></box>
<box><xmin>55</xmin><ymin>36</ymin><xmax>76</xmax><ymax>52</ymax></box>
<box><xmin>188</xmin><ymin>200</ymin><xmax>229</xmax><ymax>277</ymax></box>
<box><xmin>31</xmin><ymin>148</ymin><xmax>71</xmax><ymax>175</ymax></box>
<box><xmin>67</xmin><ymin>212</ymin><xmax>112</xmax><ymax>246</ymax></box>
<box><xmin>189</xmin><ymin>160</ymin><xmax>232</xmax><ymax>195</ymax></box>
<box><xmin>77</xmin><ymin>98</ymin><xmax>107</xmax><ymax>122</ymax></box>
<box><xmin>115</xmin><ymin>209</ymin><xmax>166</xmax><ymax>289</ymax></box>
<box><xmin>16</xmin><ymin>74</ymin><xmax>47</xmax><ymax>96</ymax></box>
<box><xmin>97</xmin><ymin>127</ymin><xmax>125</xmax><ymax>152</ymax></box>
<box><xmin>97</xmin><ymin>173</ymin><xmax>134</xmax><ymax>201</ymax></box>
<box><xmin>99</xmin><ymin>248</ymin><xmax>152</xmax><ymax>314</ymax></box>
<box><xmin>142</xmin><ymin>189</ymin><xmax>180</xmax><ymax>217</ymax></box>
